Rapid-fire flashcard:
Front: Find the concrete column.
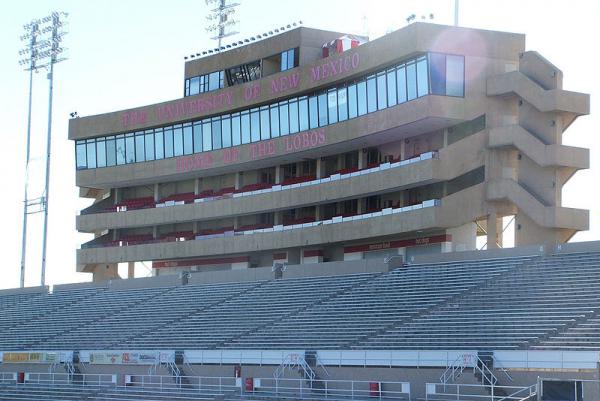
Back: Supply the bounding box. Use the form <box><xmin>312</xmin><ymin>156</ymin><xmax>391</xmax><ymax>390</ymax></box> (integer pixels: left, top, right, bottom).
<box><xmin>92</xmin><ymin>264</ymin><xmax>120</xmax><ymax>282</ymax></box>
<box><xmin>233</xmin><ymin>216</ymin><xmax>240</xmax><ymax>230</ymax></box>
<box><xmin>486</xmin><ymin>213</ymin><xmax>500</xmax><ymax>249</ymax></box>
<box><xmin>275</xmin><ymin>165</ymin><xmax>282</xmax><ymax>184</ymax></box>
<box><xmin>400</xmin><ymin>140</ymin><xmax>406</xmax><ymax>161</ymax></box>
<box><xmin>194</xmin><ymin>178</ymin><xmax>201</xmax><ymax>195</ymax></box>
<box><xmin>152</xmin><ymin>226</ymin><xmax>158</xmax><ymax>239</ymax></box>
<box><xmin>337</xmin><ymin>154</ymin><xmax>344</xmax><ymax>170</ymax></box>
<box><xmin>114</xmin><ymin>188</ymin><xmax>121</xmax><ymax>204</ymax></box>
<box><xmin>127</xmin><ymin>262</ymin><xmax>135</xmax><ymax>279</ymax></box>
<box><xmin>153</xmin><ymin>183</ymin><xmax>160</xmax><ymax>202</ymax></box>
<box><xmin>357</xmin><ymin>198</ymin><xmax>364</xmax><ymax>214</ymax></box>
<box><xmin>358</xmin><ymin>149</ymin><xmax>365</xmax><ymax>169</ymax></box>
<box><xmin>316</xmin><ymin>158</ymin><xmax>323</xmax><ymax>179</ymax></box>
<box><xmin>112</xmin><ymin>230</ymin><xmax>118</xmax><ymax>241</ymax></box>
<box><xmin>193</xmin><ymin>221</ymin><xmax>199</xmax><ymax>234</ymax></box>
<box><xmin>315</xmin><ymin>205</ymin><xmax>322</xmax><ymax>221</ymax></box>
<box><xmin>274</xmin><ymin>211</ymin><xmax>282</xmax><ymax>225</ymax></box>
<box><xmin>234</xmin><ymin>172</ymin><xmax>242</xmax><ymax>190</ymax></box>
<box><xmin>295</xmin><ymin>162</ymin><xmax>302</xmax><ymax>177</ymax></box>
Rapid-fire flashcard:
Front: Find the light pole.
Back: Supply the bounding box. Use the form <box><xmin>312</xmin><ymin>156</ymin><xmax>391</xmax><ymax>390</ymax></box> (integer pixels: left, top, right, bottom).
<box><xmin>18</xmin><ymin>12</ymin><xmax>68</xmax><ymax>287</ymax></box>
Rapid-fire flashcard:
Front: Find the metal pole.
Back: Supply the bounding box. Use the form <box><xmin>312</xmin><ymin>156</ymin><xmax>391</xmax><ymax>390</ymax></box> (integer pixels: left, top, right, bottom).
<box><xmin>40</xmin><ymin>53</ymin><xmax>55</xmax><ymax>287</ymax></box>
<box><xmin>454</xmin><ymin>0</ymin><xmax>459</xmax><ymax>26</ymax></box>
<box><xmin>20</xmin><ymin>36</ymin><xmax>35</xmax><ymax>288</ymax></box>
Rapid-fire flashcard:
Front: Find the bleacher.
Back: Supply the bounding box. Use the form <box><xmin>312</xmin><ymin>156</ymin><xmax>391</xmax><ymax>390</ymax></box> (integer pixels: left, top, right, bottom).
<box><xmin>1</xmin><ymin>251</ymin><xmax>600</xmax><ymax>351</ymax></box>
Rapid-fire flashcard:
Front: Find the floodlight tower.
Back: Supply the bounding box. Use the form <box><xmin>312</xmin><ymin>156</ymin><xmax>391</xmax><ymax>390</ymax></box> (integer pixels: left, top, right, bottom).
<box><xmin>205</xmin><ymin>0</ymin><xmax>240</xmax><ymax>50</ymax></box>
<box><xmin>18</xmin><ymin>12</ymin><xmax>68</xmax><ymax>287</ymax></box>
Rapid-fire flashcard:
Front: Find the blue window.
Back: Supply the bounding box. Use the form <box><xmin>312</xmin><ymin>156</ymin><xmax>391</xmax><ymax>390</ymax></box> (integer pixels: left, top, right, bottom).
<box><xmin>357</xmin><ymin>81</ymin><xmax>367</xmax><ymax>116</ymax></box>
<box><xmin>376</xmin><ymin>72</ymin><xmax>387</xmax><ymax>110</ymax></box>
<box><xmin>241</xmin><ymin>111</ymin><xmax>250</xmax><ymax>144</ymax></box>
<box><xmin>193</xmin><ymin>123</ymin><xmax>202</xmax><ymax>153</ymax></box>
<box><xmin>347</xmin><ymin>84</ymin><xmax>358</xmax><ymax>118</ymax></box>
<box><xmin>279</xmin><ymin>102</ymin><xmax>289</xmax><ymax>136</ymax></box>
<box><xmin>164</xmin><ymin>128</ymin><xmax>174</xmax><ymax>158</ymax></box>
<box><xmin>106</xmin><ymin>137</ymin><xmax>116</xmax><ymax>166</ymax></box>
<box><xmin>154</xmin><ymin>129</ymin><xmax>164</xmax><ymax>160</ymax></box>
<box><xmin>260</xmin><ymin>107</ymin><xmax>270</xmax><ymax>140</ymax></box>
<box><xmin>232</xmin><ymin>113</ymin><xmax>242</xmax><ymax>146</ymax></box>
<box><xmin>289</xmin><ymin>100</ymin><xmax>299</xmax><ymax>134</ymax></box>
<box><xmin>190</xmin><ymin>76</ymin><xmax>200</xmax><ymax>96</ymax></box>
<box><xmin>270</xmin><ymin>106</ymin><xmax>280</xmax><ymax>137</ymax></box>
<box><xmin>96</xmin><ymin>140</ymin><xmax>106</xmax><ymax>168</ymax></box>
<box><xmin>406</xmin><ymin>62</ymin><xmax>417</xmax><ymax>100</ymax></box>
<box><xmin>144</xmin><ymin>131</ymin><xmax>154</xmax><ymax>161</ymax></box>
<box><xmin>250</xmin><ymin>108</ymin><xmax>260</xmax><ymax>142</ymax></box>
<box><xmin>173</xmin><ymin>125</ymin><xmax>184</xmax><ymax>157</ymax></box>
<box><xmin>387</xmin><ymin>69</ymin><xmax>397</xmax><ymax>107</ymax></box>
<box><xmin>75</xmin><ymin>142</ymin><xmax>86</xmax><ymax>169</ymax></box>
<box><xmin>125</xmin><ymin>134</ymin><xmax>135</xmax><ymax>163</ymax></box>
<box><xmin>366</xmin><ymin>75</ymin><xmax>377</xmax><ymax>113</ymax></box>
<box><xmin>417</xmin><ymin>57</ymin><xmax>429</xmax><ymax>97</ymax></box>
<box><xmin>298</xmin><ymin>97</ymin><xmax>309</xmax><ymax>132</ymax></box>
<box><xmin>222</xmin><ymin>115</ymin><xmax>232</xmax><ymax>147</ymax></box>
<box><xmin>212</xmin><ymin>118</ymin><xmax>222</xmax><ymax>149</ymax></box>
<box><xmin>202</xmin><ymin>120</ymin><xmax>212</xmax><ymax>150</ymax></box>
<box><xmin>446</xmin><ymin>55</ymin><xmax>464</xmax><ymax>96</ymax></box>
<box><xmin>183</xmin><ymin>124</ymin><xmax>193</xmax><ymax>155</ymax></box>
<box><xmin>318</xmin><ymin>93</ymin><xmax>328</xmax><ymax>126</ymax></box>
<box><xmin>86</xmin><ymin>140</ymin><xmax>96</xmax><ymax>168</ymax></box>
<box><xmin>116</xmin><ymin>135</ymin><xmax>126</xmax><ymax>165</ymax></box>
<box><xmin>308</xmin><ymin>96</ymin><xmax>318</xmax><ymax>129</ymax></box>
<box><xmin>397</xmin><ymin>66</ymin><xmax>407</xmax><ymax>103</ymax></box>
<box><xmin>337</xmin><ymin>87</ymin><xmax>348</xmax><ymax>121</ymax></box>
<box><xmin>429</xmin><ymin>53</ymin><xmax>446</xmax><ymax>95</ymax></box>
<box><xmin>328</xmin><ymin>89</ymin><xmax>338</xmax><ymax>124</ymax></box>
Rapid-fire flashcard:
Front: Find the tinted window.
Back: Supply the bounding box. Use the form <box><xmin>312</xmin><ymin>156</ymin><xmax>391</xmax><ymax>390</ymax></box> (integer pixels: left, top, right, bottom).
<box><xmin>145</xmin><ymin>131</ymin><xmax>155</xmax><ymax>161</ymax></box>
<box><xmin>134</xmin><ymin>134</ymin><xmax>144</xmax><ymax>162</ymax></box>
<box><xmin>417</xmin><ymin>57</ymin><xmax>429</xmax><ymax>97</ymax></box>
<box><xmin>376</xmin><ymin>73</ymin><xmax>387</xmax><ymax>110</ymax></box>
<box><xmin>289</xmin><ymin>100</ymin><xmax>299</xmax><ymax>134</ymax></box>
<box><xmin>173</xmin><ymin>126</ymin><xmax>184</xmax><ymax>156</ymax></box>
<box><xmin>367</xmin><ymin>75</ymin><xmax>377</xmax><ymax>113</ymax></box>
<box><xmin>387</xmin><ymin>69</ymin><xmax>397</xmax><ymax>106</ymax></box>
<box><xmin>222</xmin><ymin>115</ymin><xmax>232</xmax><ymax>147</ymax></box>
<box><xmin>212</xmin><ymin>119</ymin><xmax>222</xmax><ymax>149</ymax></box>
<box><xmin>232</xmin><ymin>113</ymin><xmax>242</xmax><ymax>146</ymax></box>
<box><xmin>406</xmin><ymin>62</ymin><xmax>417</xmax><ymax>100</ymax></box>
<box><xmin>446</xmin><ymin>55</ymin><xmax>464</xmax><ymax>96</ymax></box>
<box><xmin>308</xmin><ymin>96</ymin><xmax>318</xmax><ymax>129</ymax></box>
<box><xmin>397</xmin><ymin>66</ymin><xmax>407</xmax><ymax>103</ymax></box>
<box><xmin>298</xmin><ymin>97</ymin><xmax>309</xmax><ymax>131</ymax></box>
<box><xmin>86</xmin><ymin>141</ymin><xmax>96</xmax><ymax>168</ymax></box>
<box><xmin>429</xmin><ymin>53</ymin><xmax>446</xmax><ymax>95</ymax></box>
<box><xmin>328</xmin><ymin>89</ymin><xmax>338</xmax><ymax>123</ymax></box>
<box><xmin>347</xmin><ymin>84</ymin><xmax>358</xmax><ymax>118</ymax></box>
<box><xmin>116</xmin><ymin>136</ymin><xmax>126</xmax><ymax>165</ymax></box>
<box><xmin>106</xmin><ymin>138</ymin><xmax>117</xmax><ymax>166</ymax></box>
<box><xmin>241</xmin><ymin>111</ymin><xmax>250</xmax><ymax>144</ymax></box>
<box><xmin>190</xmin><ymin>76</ymin><xmax>200</xmax><ymax>96</ymax></box>
<box><xmin>260</xmin><ymin>107</ymin><xmax>270</xmax><ymax>140</ymax></box>
<box><xmin>193</xmin><ymin>123</ymin><xmax>202</xmax><ymax>153</ymax></box>
<box><xmin>279</xmin><ymin>102</ymin><xmax>289</xmax><ymax>136</ymax></box>
<box><xmin>125</xmin><ymin>135</ymin><xmax>135</xmax><ymax>163</ymax></box>
<box><xmin>318</xmin><ymin>93</ymin><xmax>328</xmax><ymax>126</ymax></box>
<box><xmin>76</xmin><ymin>143</ymin><xmax>86</xmax><ymax>169</ymax></box>
<box><xmin>270</xmin><ymin>106</ymin><xmax>280</xmax><ymax>137</ymax></box>
<box><xmin>338</xmin><ymin>87</ymin><xmax>348</xmax><ymax>121</ymax></box>
<box><xmin>164</xmin><ymin>128</ymin><xmax>173</xmax><ymax>158</ymax></box>
<box><xmin>250</xmin><ymin>108</ymin><xmax>260</xmax><ymax>142</ymax></box>
<box><xmin>357</xmin><ymin>81</ymin><xmax>367</xmax><ymax>115</ymax></box>
<box><xmin>202</xmin><ymin>120</ymin><xmax>212</xmax><ymax>150</ymax></box>
<box><xmin>154</xmin><ymin>129</ymin><xmax>164</xmax><ymax>160</ymax></box>
<box><xmin>183</xmin><ymin>124</ymin><xmax>193</xmax><ymax>155</ymax></box>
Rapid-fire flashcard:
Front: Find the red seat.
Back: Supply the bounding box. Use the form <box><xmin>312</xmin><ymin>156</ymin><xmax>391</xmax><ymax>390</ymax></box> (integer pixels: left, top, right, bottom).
<box><xmin>283</xmin><ymin>216</ymin><xmax>316</xmax><ymax>226</ymax></box>
<box><xmin>159</xmin><ymin>192</ymin><xmax>195</xmax><ymax>204</ymax></box>
<box><xmin>280</xmin><ymin>175</ymin><xmax>316</xmax><ymax>186</ymax></box>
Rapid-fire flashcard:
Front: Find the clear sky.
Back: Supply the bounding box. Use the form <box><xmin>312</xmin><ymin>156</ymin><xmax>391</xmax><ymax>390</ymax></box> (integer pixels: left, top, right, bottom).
<box><xmin>0</xmin><ymin>0</ymin><xmax>598</xmax><ymax>290</ymax></box>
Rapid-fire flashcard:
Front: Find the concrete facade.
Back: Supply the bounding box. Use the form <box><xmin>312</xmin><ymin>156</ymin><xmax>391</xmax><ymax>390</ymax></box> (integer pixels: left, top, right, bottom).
<box><xmin>69</xmin><ymin>23</ymin><xmax>590</xmax><ymax>281</ymax></box>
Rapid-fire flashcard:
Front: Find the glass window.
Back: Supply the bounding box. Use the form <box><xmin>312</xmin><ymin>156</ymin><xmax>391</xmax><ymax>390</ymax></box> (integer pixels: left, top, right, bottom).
<box><xmin>164</xmin><ymin>128</ymin><xmax>174</xmax><ymax>158</ymax></box>
<box><xmin>208</xmin><ymin>71</ymin><xmax>221</xmax><ymax>91</ymax></box>
<box><xmin>184</xmin><ymin>79</ymin><xmax>190</xmax><ymax>97</ymax></box>
<box><xmin>222</xmin><ymin>115</ymin><xmax>232</xmax><ymax>147</ymax></box>
<box><xmin>212</xmin><ymin>118</ymin><xmax>222</xmax><ymax>149</ymax></box>
<box><xmin>76</xmin><ymin>142</ymin><xmax>86</xmax><ymax>169</ymax></box>
<box><xmin>199</xmin><ymin>75</ymin><xmax>206</xmax><ymax>93</ymax></box>
<box><xmin>193</xmin><ymin>122</ymin><xmax>202</xmax><ymax>153</ymax></box>
<box><xmin>387</xmin><ymin>69</ymin><xmax>397</xmax><ymax>106</ymax></box>
<box><xmin>327</xmin><ymin>89</ymin><xmax>338</xmax><ymax>124</ymax></box>
<box><xmin>308</xmin><ymin>96</ymin><xmax>318</xmax><ymax>129</ymax></box>
<box><xmin>367</xmin><ymin>75</ymin><xmax>377</xmax><ymax>113</ymax></box>
<box><xmin>429</xmin><ymin>53</ymin><xmax>446</xmax><ymax>95</ymax></box>
<box><xmin>86</xmin><ymin>140</ymin><xmax>96</xmax><ymax>168</ymax></box>
<box><xmin>397</xmin><ymin>66</ymin><xmax>407</xmax><ymax>103</ymax></box>
<box><xmin>376</xmin><ymin>72</ymin><xmax>387</xmax><ymax>110</ymax></box>
<box><xmin>202</xmin><ymin>120</ymin><xmax>212</xmax><ymax>150</ymax></box>
<box><xmin>134</xmin><ymin>133</ymin><xmax>145</xmax><ymax>162</ymax></box>
<box><xmin>337</xmin><ymin>87</ymin><xmax>348</xmax><ymax>121</ymax></box>
<box><xmin>281</xmin><ymin>50</ymin><xmax>288</xmax><ymax>71</ymax></box>
<box><xmin>348</xmin><ymin>84</ymin><xmax>358</xmax><ymax>118</ymax></box>
<box><xmin>298</xmin><ymin>97</ymin><xmax>309</xmax><ymax>131</ymax></box>
<box><xmin>232</xmin><ymin>113</ymin><xmax>242</xmax><ymax>145</ymax></box>
<box><xmin>260</xmin><ymin>107</ymin><xmax>270</xmax><ymax>140</ymax></box>
<box><xmin>190</xmin><ymin>76</ymin><xmax>200</xmax><ymax>96</ymax></box>
<box><xmin>250</xmin><ymin>108</ymin><xmax>260</xmax><ymax>142</ymax></box>
<box><xmin>289</xmin><ymin>100</ymin><xmax>299</xmax><ymax>134</ymax></box>
<box><xmin>406</xmin><ymin>62</ymin><xmax>417</xmax><ymax>100</ymax></box>
<box><xmin>318</xmin><ymin>93</ymin><xmax>328</xmax><ymax>126</ymax></box>
<box><xmin>116</xmin><ymin>135</ymin><xmax>126</xmax><ymax>165</ymax></box>
<box><xmin>446</xmin><ymin>55</ymin><xmax>464</xmax><ymax>97</ymax></box>
<box><xmin>96</xmin><ymin>140</ymin><xmax>106</xmax><ymax>168</ymax></box>
<box><xmin>417</xmin><ymin>57</ymin><xmax>429</xmax><ymax>97</ymax></box>
<box><xmin>125</xmin><ymin>134</ymin><xmax>135</xmax><ymax>163</ymax></box>
<box><xmin>270</xmin><ymin>106</ymin><xmax>280</xmax><ymax>137</ymax></box>
<box><xmin>154</xmin><ymin>129</ymin><xmax>164</xmax><ymax>160</ymax></box>
<box><xmin>241</xmin><ymin>111</ymin><xmax>250</xmax><ymax>144</ymax></box>
<box><xmin>279</xmin><ymin>102</ymin><xmax>289</xmax><ymax>136</ymax></box>
<box><xmin>144</xmin><ymin>131</ymin><xmax>154</xmax><ymax>161</ymax></box>
<box><xmin>173</xmin><ymin>125</ymin><xmax>184</xmax><ymax>156</ymax></box>
<box><xmin>357</xmin><ymin>81</ymin><xmax>367</xmax><ymax>116</ymax></box>
<box><xmin>106</xmin><ymin>137</ymin><xmax>116</xmax><ymax>166</ymax></box>
<box><xmin>181</xmin><ymin>124</ymin><xmax>192</xmax><ymax>155</ymax></box>
<box><xmin>288</xmin><ymin>48</ymin><xmax>295</xmax><ymax>69</ymax></box>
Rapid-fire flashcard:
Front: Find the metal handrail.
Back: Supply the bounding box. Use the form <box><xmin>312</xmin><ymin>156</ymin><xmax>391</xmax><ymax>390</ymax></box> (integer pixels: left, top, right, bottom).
<box><xmin>492</xmin><ymin>355</ymin><xmax>514</xmax><ymax>382</ymax></box>
<box><xmin>426</xmin><ymin>382</ymin><xmax>536</xmax><ymax>401</ymax></box>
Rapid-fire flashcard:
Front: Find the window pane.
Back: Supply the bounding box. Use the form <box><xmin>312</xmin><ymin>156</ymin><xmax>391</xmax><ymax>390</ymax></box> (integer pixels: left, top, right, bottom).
<box><xmin>154</xmin><ymin>129</ymin><xmax>164</xmax><ymax>160</ymax></box>
<box><xmin>193</xmin><ymin>123</ymin><xmax>202</xmax><ymax>153</ymax></box>
<box><xmin>208</xmin><ymin>71</ymin><xmax>221</xmax><ymax>91</ymax></box>
<box><xmin>135</xmin><ymin>133</ymin><xmax>145</xmax><ymax>162</ymax></box>
<box><xmin>387</xmin><ymin>69</ymin><xmax>397</xmax><ymax>106</ymax></box>
<box><xmin>308</xmin><ymin>96</ymin><xmax>318</xmax><ymax>129</ymax></box>
<box><xmin>202</xmin><ymin>121</ymin><xmax>212</xmax><ymax>150</ymax></box>
<box><xmin>288</xmin><ymin>48</ymin><xmax>295</xmax><ymax>68</ymax></box>
<box><xmin>298</xmin><ymin>97</ymin><xmax>309</xmax><ymax>131</ymax></box>
<box><xmin>318</xmin><ymin>93</ymin><xmax>328</xmax><ymax>126</ymax></box>
<box><xmin>106</xmin><ymin>138</ymin><xmax>116</xmax><ymax>166</ymax></box>
<box><xmin>212</xmin><ymin>118</ymin><xmax>222</xmax><ymax>149</ymax></box>
<box><xmin>184</xmin><ymin>79</ymin><xmax>190</xmax><ymax>97</ymax></box>
<box><xmin>397</xmin><ymin>66</ymin><xmax>407</xmax><ymax>103</ymax></box>
<box><xmin>250</xmin><ymin>108</ymin><xmax>260</xmax><ymax>142</ymax></box>
<box><xmin>145</xmin><ymin>131</ymin><xmax>154</xmax><ymax>161</ymax></box>
<box><xmin>337</xmin><ymin>87</ymin><xmax>348</xmax><ymax>121</ymax></box>
<box><xmin>76</xmin><ymin>143</ymin><xmax>87</xmax><ymax>169</ymax></box>
<box><xmin>164</xmin><ymin>128</ymin><xmax>174</xmax><ymax>158</ymax></box>
<box><xmin>280</xmin><ymin>50</ymin><xmax>288</xmax><ymax>71</ymax></box>
<box><xmin>260</xmin><ymin>107</ymin><xmax>270</xmax><ymax>140</ymax></box>
<box><xmin>96</xmin><ymin>141</ymin><xmax>106</xmax><ymax>167</ymax></box>
<box><xmin>279</xmin><ymin>102</ymin><xmax>289</xmax><ymax>136</ymax></box>
<box><xmin>406</xmin><ymin>62</ymin><xmax>417</xmax><ymax>100</ymax></box>
<box><xmin>289</xmin><ymin>101</ymin><xmax>299</xmax><ymax>134</ymax></box>
<box><xmin>367</xmin><ymin>76</ymin><xmax>377</xmax><ymax>113</ymax></box>
<box><xmin>222</xmin><ymin>115</ymin><xmax>232</xmax><ymax>147</ymax></box>
<box><xmin>86</xmin><ymin>141</ymin><xmax>96</xmax><ymax>168</ymax></box>
<box><xmin>270</xmin><ymin>106</ymin><xmax>280</xmax><ymax>137</ymax></box>
<box><xmin>232</xmin><ymin>114</ymin><xmax>242</xmax><ymax>145</ymax></box>
<box><xmin>183</xmin><ymin>124</ymin><xmax>193</xmax><ymax>154</ymax></box>
<box><xmin>446</xmin><ymin>55</ymin><xmax>464</xmax><ymax>96</ymax></box>
<box><xmin>173</xmin><ymin>126</ymin><xmax>184</xmax><ymax>156</ymax></box>
<box><xmin>357</xmin><ymin>81</ymin><xmax>367</xmax><ymax>116</ymax></box>
<box><xmin>190</xmin><ymin>76</ymin><xmax>200</xmax><ymax>96</ymax></box>
<box><xmin>417</xmin><ymin>57</ymin><xmax>429</xmax><ymax>97</ymax></box>
<box><xmin>348</xmin><ymin>84</ymin><xmax>358</xmax><ymax>118</ymax></box>
<box><xmin>327</xmin><ymin>89</ymin><xmax>338</xmax><ymax>124</ymax></box>
<box><xmin>116</xmin><ymin>137</ymin><xmax>126</xmax><ymax>165</ymax></box>
<box><xmin>125</xmin><ymin>135</ymin><xmax>135</xmax><ymax>163</ymax></box>
<box><xmin>377</xmin><ymin>73</ymin><xmax>387</xmax><ymax>110</ymax></box>
<box><xmin>241</xmin><ymin>112</ymin><xmax>250</xmax><ymax>144</ymax></box>
<box><xmin>429</xmin><ymin>53</ymin><xmax>446</xmax><ymax>95</ymax></box>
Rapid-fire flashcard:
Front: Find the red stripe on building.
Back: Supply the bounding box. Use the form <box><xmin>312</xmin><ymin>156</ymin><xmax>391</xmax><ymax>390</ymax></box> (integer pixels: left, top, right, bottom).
<box><xmin>273</xmin><ymin>253</ymin><xmax>287</xmax><ymax>260</ymax></box>
<box><xmin>153</xmin><ymin>256</ymin><xmax>249</xmax><ymax>269</ymax></box>
<box><xmin>303</xmin><ymin>249</ymin><xmax>323</xmax><ymax>257</ymax></box>
<box><xmin>343</xmin><ymin>234</ymin><xmax>451</xmax><ymax>254</ymax></box>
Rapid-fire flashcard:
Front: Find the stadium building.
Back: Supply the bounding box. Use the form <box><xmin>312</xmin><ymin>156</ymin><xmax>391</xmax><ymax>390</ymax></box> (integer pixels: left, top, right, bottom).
<box><xmin>0</xmin><ymin>22</ymin><xmax>597</xmax><ymax>401</ymax></box>
<box><xmin>70</xmin><ymin>22</ymin><xmax>589</xmax><ymax>282</ymax></box>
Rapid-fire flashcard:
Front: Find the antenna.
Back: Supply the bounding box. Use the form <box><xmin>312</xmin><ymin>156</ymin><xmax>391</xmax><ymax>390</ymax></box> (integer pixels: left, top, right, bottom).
<box><xmin>205</xmin><ymin>0</ymin><xmax>240</xmax><ymax>51</ymax></box>
<box><xmin>454</xmin><ymin>0</ymin><xmax>459</xmax><ymax>26</ymax></box>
